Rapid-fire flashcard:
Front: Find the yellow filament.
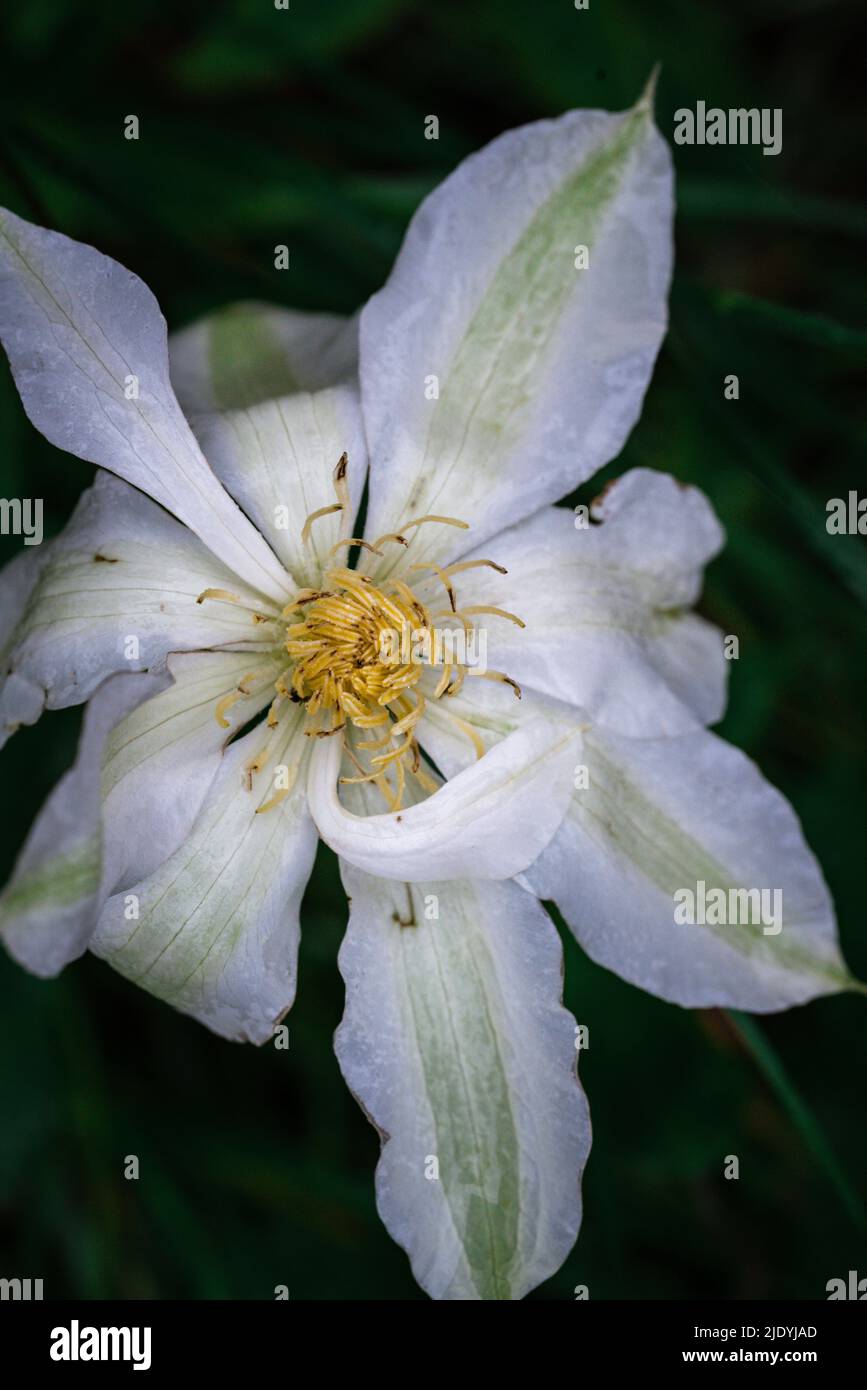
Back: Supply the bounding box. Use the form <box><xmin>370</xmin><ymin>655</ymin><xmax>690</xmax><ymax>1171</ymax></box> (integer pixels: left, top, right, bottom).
<box><xmin>214</xmin><ymin>691</ymin><xmax>243</xmax><ymax>728</ymax></box>
<box><xmin>442</xmin><ymin>559</ymin><xmax>508</xmax><ymax>577</ymax></box>
<box><xmin>328</xmin><ymin>538</ymin><xmax>384</xmax><ymax>559</ymax></box>
<box><xmin>371</xmin><ymin>734</ymin><xmax>414</xmax><ymax>768</ymax></box>
<box><xmin>301</xmin><ymin>503</ymin><xmax>343</xmax><ymax>545</ymax></box>
<box><xmin>433</xmin><ymin>608</ymin><xmax>473</xmax><ymax>634</ymax></box>
<box><xmin>196</xmin><ymin>588</ymin><xmax>240</xmax><ymax>605</ymax></box>
<box><xmin>460</xmin><ymin>605</ymin><xmax>526</xmax><ymax>628</ymax></box>
<box><xmin>391</xmin><ymin>753</ymin><xmax>406</xmax><ymax>808</ymax></box>
<box><xmin>408</xmin><ymin>562</ymin><xmax>457</xmax><ymax>611</ymax></box>
<box><xmin>450</xmin><ymin>716</ymin><xmax>486</xmax><ymax>761</ymax></box>
<box><xmin>403</xmin><ymin>515</ymin><xmax>469</xmax><ymax>532</ymax></box>
<box><xmin>352</xmin><ymin>709</ymin><xmax>391</xmax><ymax>729</ymax></box>
<box><xmin>237</xmin><ymin>670</ymin><xmax>263</xmax><ymax>693</ymax></box>
<box><xmin>242</xmin><ymin>751</ymin><xmax>267</xmax><ymax>791</ymax></box>
<box><xmin>371</xmin><ymin>532</ymin><xmax>410</xmax><ymax>550</ymax></box>
<box><xmin>282</xmin><ymin>589</ymin><xmax>333</xmax><ymax>616</ymax></box>
<box><xmin>391</xmin><ymin>695</ymin><xmax>425</xmax><ymax>738</ymax></box>
<box><xmin>356</xmin><ymin>731</ymin><xmax>393</xmax><ymax>751</ymax></box>
<box><xmin>412</xmin><ymin>764</ymin><xmax>439</xmax><ymax>794</ymax></box>
<box><xmin>466</xmin><ymin>669</ymin><xmax>522</xmax><ymax>698</ymax></box>
<box><xmin>389</xmin><ymin>577</ymin><xmax>431</xmax><ymax>625</ymax></box>
<box><xmin>256</xmin><ymin>786</ymin><xmax>291</xmax><ymax>815</ymax></box>
<box><xmin>266</xmin><ymin>695</ymin><xmax>285</xmax><ymax>728</ymax></box>
<box><xmin>433</xmin><ymin>664</ymin><xmax>453</xmax><ymax>699</ymax></box>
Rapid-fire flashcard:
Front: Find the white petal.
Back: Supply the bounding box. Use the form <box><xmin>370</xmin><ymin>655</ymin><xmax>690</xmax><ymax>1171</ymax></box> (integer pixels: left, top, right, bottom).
<box><xmin>360</xmin><ymin>86</ymin><xmax>673</xmax><ymax>570</ymax></box>
<box><xmin>0</xmin><ymin>471</ymin><xmax>284</xmax><ymax>746</ymax></box>
<box><xmin>0</xmin><ymin>543</ymin><xmax>51</xmax><ymax>650</ymax></box>
<box><xmin>433</xmin><ymin>470</ymin><xmax>726</xmax><ymax>736</ymax></box>
<box><xmin>0</xmin><ymin>671</ymin><xmax>164</xmax><ymax>975</ymax></box>
<box><xmin>0</xmin><ymin>650</ymin><xmax>275</xmax><ymax>978</ymax></box>
<box><xmin>100</xmin><ymin>648</ymin><xmax>279</xmax><ymax>895</ymax></box>
<box><xmin>189</xmin><ymin>389</ymin><xmax>366</xmax><ymax>590</ymax></box>
<box><xmin>525</xmin><ymin>725</ymin><xmax>851</xmax><ymax>1011</ymax></box>
<box><xmin>415</xmin><ymin>671</ymin><xmax>546</xmax><ymax>775</ymax></box>
<box><xmin>0</xmin><ymin>208</ymin><xmax>290</xmax><ymax>602</ymax></box>
<box><xmin>307</xmin><ymin>716</ymin><xmax>580</xmax><ymax>882</ymax></box>
<box><xmin>91</xmin><ymin>709</ymin><xmax>317</xmax><ymax>1042</ymax></box>
<box><xmin>170</xmin><ymin>302</ymin><xmax>366</xmax><ymax>588</ymax></box>
<box><xmin>170</xmin><ymin>300</ymin><xmax>358</xmax><ymax>413</ymax></box>
<box><xmin>0</xmin><ymin>542</ymin><xmax>56</xmax><ymax>742</ymax></box>
<box><xmin>336</xmin><ymin>865</ymin><xmax>590</xmax><ymax>1299</ymax></box>
<box><xmin>648</xmin><ymin>612</ymin><xmax>727</xmax><ymax>727</ymax></box>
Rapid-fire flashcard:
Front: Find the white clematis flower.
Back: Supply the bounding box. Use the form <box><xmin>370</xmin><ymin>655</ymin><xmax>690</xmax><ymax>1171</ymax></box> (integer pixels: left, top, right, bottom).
<box><xmin>0</xmin><ymin>84</ymin><xmax>857</xmax><ymax>1301</ymax></box>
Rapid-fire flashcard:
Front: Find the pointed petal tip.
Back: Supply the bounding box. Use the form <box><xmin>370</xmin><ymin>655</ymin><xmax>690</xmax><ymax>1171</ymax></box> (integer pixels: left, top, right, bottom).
<box><xmin>637</xmin><ymin>64</ymin><xmax>662</xmax><ymax>115</ymax></box>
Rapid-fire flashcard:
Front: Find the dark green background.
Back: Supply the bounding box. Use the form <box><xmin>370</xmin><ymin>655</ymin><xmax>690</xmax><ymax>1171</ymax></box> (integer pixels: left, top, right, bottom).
<box><xmin>0</xmin><ymin>0</ymin><xmax>865</xmax><ymax>1300</ymax></box>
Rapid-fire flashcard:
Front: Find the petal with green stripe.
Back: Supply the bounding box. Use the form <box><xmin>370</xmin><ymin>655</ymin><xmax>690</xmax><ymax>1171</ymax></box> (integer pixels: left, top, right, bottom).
<box><xmin>525</xmin><ymin>725</ymin><xmax>852</xmax><ymax>1010</ymax></box>
<box><xmin>336</xmin><ymin>864</ymin><xmax>590</xmax><ymax>1299</ymax></box>
<box><xmin>360</xmin><ymin>83</ymin><xmax>673</xmax><ymax>572</ymax></box>
<box><xmin>91</xmin><ymin>707</ymin><xmax>317</xmax><ymax>1042</ymax></box>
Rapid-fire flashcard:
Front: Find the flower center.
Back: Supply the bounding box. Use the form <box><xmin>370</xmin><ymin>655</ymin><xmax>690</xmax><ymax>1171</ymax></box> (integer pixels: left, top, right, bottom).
<box><xmin>198</xmin><ymin>456</ymin><xmax>523</xmax><ymax>811</ymax></box>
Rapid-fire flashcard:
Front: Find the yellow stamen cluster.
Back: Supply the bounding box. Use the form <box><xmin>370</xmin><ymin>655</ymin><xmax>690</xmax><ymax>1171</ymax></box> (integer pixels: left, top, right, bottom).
<box><xmin>285</xmin><ymin>567</ymin><xmax>433</xmax><ymax>808</ymax></box>
<box><xmin>199</xmin><ymin>457</ymin><xmax>523</xmax><ymax>811</ymax></box>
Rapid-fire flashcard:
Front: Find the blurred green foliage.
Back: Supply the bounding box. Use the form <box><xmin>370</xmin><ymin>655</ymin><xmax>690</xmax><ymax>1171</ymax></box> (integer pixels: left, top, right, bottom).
<box><xmin>0</xmin><ymin>0</ymin><xmax>865</xmax><ymax>1300</ymax></box>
